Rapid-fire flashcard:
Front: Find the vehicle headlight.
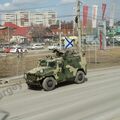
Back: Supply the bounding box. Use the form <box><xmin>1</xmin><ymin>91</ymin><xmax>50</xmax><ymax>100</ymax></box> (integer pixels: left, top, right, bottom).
<box><xmin>24</xmin><ymin>73</ymin><xmax>27</xmax><ymax>79</ymax></box>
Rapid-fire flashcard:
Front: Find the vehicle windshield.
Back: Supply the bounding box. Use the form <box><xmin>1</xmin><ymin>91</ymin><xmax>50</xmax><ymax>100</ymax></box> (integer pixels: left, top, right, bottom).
<box><xmin>47</xmin><ymin>61</ymin><xmax>57</xmax><ymax>67</ymax></box>
<box><xmin>39</xmin><ymin>60</ymin><xmax>56</xmax><ymax>67</ymax></box>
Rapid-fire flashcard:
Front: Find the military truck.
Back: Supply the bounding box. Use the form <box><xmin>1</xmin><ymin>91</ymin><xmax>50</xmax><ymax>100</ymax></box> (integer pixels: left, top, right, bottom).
<box><xmin>24</xmin><ymin>49</ymin><xmax>87</xmax><ymax>91</ymax></box>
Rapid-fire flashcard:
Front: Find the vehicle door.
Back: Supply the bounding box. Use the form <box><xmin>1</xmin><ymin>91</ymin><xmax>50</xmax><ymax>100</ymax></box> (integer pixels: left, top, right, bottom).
<box><xmin>64</xmin><ymin>56</ymin><xmax>81</xmax><ymax>79</ymax></box>
<box><xmin>55</xmin><ymin>60</ymin><xmax>66</xmax><ymax>81</ymax></box>
<box><xmin>57</xmin><ymin>59</ymin><xmax>73</xmax><ymax>81</ymax></box>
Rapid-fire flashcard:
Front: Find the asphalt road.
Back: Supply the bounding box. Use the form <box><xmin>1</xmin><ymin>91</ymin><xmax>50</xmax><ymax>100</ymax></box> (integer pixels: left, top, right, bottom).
<box><xmin>0</xmin><ymin>66</ymin><xmax>120</xmax><ymax>120</ymax></box>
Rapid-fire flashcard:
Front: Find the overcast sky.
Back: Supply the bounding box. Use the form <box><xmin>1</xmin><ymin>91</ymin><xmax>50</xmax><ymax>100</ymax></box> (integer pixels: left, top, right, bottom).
<box><xmin>0</xmin><ymin>0</ymin><xmax>120</xmax><ymax>21</ymax></box>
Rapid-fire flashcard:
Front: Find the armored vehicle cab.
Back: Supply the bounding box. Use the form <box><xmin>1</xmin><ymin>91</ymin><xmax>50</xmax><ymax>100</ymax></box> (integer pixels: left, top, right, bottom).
<box><xmin>24</xmin><ymin>50</ymin><xmax>87</xmax><ymax>91</ymax></box>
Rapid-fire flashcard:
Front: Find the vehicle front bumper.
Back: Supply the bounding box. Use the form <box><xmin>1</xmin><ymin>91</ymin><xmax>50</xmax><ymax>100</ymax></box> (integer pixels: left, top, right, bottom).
<box><xmin>24</xmin><ymin>73</ymin><xmax>42</xmax><ymax>86</ymax></box>
<box><xmin>26</xmin><ymin>80</ymin><xmax>41</xmax><ymax>86</ymax></box>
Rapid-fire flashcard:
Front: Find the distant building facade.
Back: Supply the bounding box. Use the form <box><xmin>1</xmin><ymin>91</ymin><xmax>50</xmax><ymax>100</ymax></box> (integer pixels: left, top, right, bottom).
<box><xmin>16</xmin><ymin>11</ymin><xmax>31</xmax><ymax>27</ymax></box>
<box><xmin>30</xmin><ymin>12</ymin><xmax>45</xmax><ymax>26</ymax></box>
<box><xmin>50</xmin><ymin>22</ymin><xmax>74</xmax><ymax>36</ymax></box>
<box><xmin>2</xmin><ymin>10</ymin><xmax>57</xmax><ymax>27</ymax></box>
<box><xmin>2</xmin><ymin>13</ymin><xmax>17</xmax><ymax>25</ymax></box>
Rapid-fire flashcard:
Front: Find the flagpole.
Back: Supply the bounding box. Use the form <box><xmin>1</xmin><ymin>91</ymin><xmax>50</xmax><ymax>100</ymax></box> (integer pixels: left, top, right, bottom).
<box><xmin>102</xmin><ymin>0</ymin><xmax>107</xmax><ymax>49</ymax></box>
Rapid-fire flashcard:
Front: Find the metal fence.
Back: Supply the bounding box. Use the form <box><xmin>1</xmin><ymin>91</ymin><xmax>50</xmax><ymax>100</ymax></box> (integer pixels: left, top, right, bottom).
<box><xmin>0</xmin><ymin>46</ymin><xmax>120</xmax><ymax>78</ymax></box>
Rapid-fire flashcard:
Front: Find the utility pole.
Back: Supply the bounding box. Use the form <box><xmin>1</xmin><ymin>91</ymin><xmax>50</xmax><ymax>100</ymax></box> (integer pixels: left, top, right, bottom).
<box><xmin>73</xmin><ymin>7</ymin><xmax>76</xmax><ymax>36</ymax></box>
<box><xmin>76</xmin><ymin>0</ymin><xmax>82</xmax><ymax>53</ymax></box>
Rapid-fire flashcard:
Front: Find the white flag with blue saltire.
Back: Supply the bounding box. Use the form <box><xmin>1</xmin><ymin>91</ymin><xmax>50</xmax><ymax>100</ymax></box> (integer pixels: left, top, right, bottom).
<box><xmin>64</xmin><ymin>37</ymin><xmax>74</xmax><ymax>49</ymax></box>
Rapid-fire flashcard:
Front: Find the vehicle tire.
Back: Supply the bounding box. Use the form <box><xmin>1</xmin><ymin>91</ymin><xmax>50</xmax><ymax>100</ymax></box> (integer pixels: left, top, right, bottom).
<box><xmin>42</xmin><ymin>77</ymin><xmax>56</xmax><ymax>91</ymax></box>
<box><xmin>74</xmin><ymin>71</ymin><xmax>85</xmax><ymax>84</ymax></box>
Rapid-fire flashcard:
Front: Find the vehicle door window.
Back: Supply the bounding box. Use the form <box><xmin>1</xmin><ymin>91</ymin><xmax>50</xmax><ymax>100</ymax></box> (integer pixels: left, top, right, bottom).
<box><xmin>48</xmin><ymin>61</ymin><xmax>57</xmax><ymax>68</ymax></box>
<box><xmin>39</xmin><ymin>60</ymin><xmax>47</xmax><ymax>66</ymax></box>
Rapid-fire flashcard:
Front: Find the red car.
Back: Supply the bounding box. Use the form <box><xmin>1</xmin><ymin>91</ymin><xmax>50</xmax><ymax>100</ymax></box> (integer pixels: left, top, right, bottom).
<box><xmin>3</xmin><ymin>47</ymin><xmax>11</xmax><ymax>53</ymax></box>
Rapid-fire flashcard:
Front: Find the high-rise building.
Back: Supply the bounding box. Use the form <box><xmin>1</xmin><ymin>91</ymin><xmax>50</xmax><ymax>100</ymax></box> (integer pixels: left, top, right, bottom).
<box><xmin>2</xmin><ymin>10</ymin><xmax>57</xmax><ymax>27</ymax></box>
<box><xmin>30</xmin><ymin>12</ymin><xmax>45</xmax><ymax>25</ymax></box>
<box><xmin>16</xmin><ymin>11</ymin><xmax>30</xmax><ymax>27</ymax></box>
<box><xmin>44</xmin><ymin>11</ymin><xmax>57</xmax><ymax>27</ymax></box>
<box><xmin>2</xmin><ymin>13</ymin><xmax>17</xmax><ymax>25</ymax></box>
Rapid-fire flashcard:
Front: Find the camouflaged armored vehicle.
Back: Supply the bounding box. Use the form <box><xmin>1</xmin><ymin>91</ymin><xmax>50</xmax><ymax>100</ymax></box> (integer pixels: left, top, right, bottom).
<box><xmin>24</xmin><ymin>49</ymin><xmax>87</xmax><ymax>91</ymax></box>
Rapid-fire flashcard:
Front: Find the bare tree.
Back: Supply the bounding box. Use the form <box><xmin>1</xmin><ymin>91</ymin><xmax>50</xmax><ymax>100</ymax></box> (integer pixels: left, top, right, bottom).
<box><xmin>30</xmin><ymin>24</ymin><xmax>52</xmax><ymax>42</ymax></box>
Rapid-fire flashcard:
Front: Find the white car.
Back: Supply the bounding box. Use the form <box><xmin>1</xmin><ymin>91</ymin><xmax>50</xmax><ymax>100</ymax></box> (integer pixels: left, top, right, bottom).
<box><xmin>10</xmin><ymin>47</ymin><xmax>28</xmax><ymax>53</ymax></box>
<box><xmin>48</xmin><ymin>45</ymin><xmax>60</xmax><ymax>50</ymax></box>
<box><xmin>30</xmin><ymin>44</ymin><xmax>44</xmax><ymax>50</ymax></box>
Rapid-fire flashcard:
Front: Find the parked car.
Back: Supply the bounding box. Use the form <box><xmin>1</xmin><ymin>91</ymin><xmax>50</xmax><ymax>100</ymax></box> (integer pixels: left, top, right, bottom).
<box><xmin>48</xmin><ymin>45</ymin><xmax>60</xmax><ymax>50</ymax></box>
<box><xmin>3</xmin><ymin>47</ymin><xmax>11</xmax><ymax>53</ymax></box>
<box><xmin>10</xmin><ymin>46</ymin><xmax>28</xmax><ymax>53</ymax></box>
<box><xmin>40</xmin><ymin>42</ymin><xmax>45</xmax><ymax>45</ymax></box>
<box><xmin>29</xmin><ymin>43</ymin><xmax>44</xmax><ymax>50</ymax></box>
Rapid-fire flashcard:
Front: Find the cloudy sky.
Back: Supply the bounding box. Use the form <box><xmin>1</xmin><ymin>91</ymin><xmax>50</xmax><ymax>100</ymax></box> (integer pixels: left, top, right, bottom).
<box><xmin>0</xmin><ymin>0</ymin><xmax>119</xmax><ymax>21</ymax></box>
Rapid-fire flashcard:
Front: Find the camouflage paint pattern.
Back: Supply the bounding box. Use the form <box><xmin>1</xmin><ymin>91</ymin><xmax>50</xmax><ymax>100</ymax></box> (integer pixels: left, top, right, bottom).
<box><xmin>24</xmin><ymin>50</ymin><xmax>87</xmax><ymax>85</ymax></box>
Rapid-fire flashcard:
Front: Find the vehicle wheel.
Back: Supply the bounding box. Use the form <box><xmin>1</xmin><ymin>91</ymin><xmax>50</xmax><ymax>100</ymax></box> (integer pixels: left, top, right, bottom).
<box><xmin>74</xmin><ymin>71</ymin><xmax>85</xmax><ymax>84</ymax></box>
<box><xmin>42</xmin><ymin>77</ymin><xmax>56</xmax><ymax>91</ymax></box>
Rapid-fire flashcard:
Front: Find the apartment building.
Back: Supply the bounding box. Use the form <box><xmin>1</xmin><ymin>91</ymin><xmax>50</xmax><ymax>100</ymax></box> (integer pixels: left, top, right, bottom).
<box><xmin>30</xmin><ymin>12</ymin><xmax>45</xmax><ymax>25</ymax></box>
<box><xmin>44</xmin><ymin>11</ymin><xmax>57</xmax><ymax>27</ymax></box>
<box><xmin>2</xmin><ymin>11</ymin><xmax>57</xmax><ymax>27</ymax></box>
<box><xmin>16</xmin><ymin>11</ymin><xmax>31</xmax><ymax>27</ymax></box>
<box><xmin>2</xmin><ymin>13</ymin><xmax>17</xmax><ymax>25</ymax></box>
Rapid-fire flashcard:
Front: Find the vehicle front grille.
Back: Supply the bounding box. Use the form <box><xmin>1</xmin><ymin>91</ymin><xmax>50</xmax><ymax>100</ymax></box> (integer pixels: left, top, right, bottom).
<box><xmin>27</xmin><ymin>74</ymin><xmax>37</xmax><ymax>81</ymax></box>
